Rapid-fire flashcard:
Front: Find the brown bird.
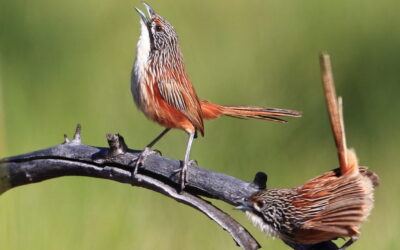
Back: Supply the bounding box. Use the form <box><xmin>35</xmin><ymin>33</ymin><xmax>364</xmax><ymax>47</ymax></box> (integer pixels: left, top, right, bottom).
<box><xmin>131</xmin><ymin>3</ymin><xmax>301</xmax><ymax>190</ymax></box>
<box><xmin>237</xmin><ymin>54</ymin><xmax>379</xmax><ymax>249</ymax></box>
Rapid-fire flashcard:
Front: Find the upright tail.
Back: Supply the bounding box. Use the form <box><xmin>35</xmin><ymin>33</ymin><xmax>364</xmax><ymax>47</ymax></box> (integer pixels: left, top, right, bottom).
<box><xmin>321</xmin><ymin>53</ymin><xmax>358</xmax><ymax>176</ymax></box>
<box><xmin>200</xmin><ymin>100</ymin><xmax>301</xmax><ymax>123</ymax></box>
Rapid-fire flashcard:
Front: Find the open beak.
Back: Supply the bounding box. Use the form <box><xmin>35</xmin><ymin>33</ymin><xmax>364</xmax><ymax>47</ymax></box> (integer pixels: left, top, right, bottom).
<box><xmin>143</xmin><ymin>2</ymin><xmax>155</xmax><ymax>16</ymax></box>
<box><xmin>135</xmin><ymin>7</ymin><xmax>148</xmax><ymax>23</ymax></box>
<box><xmin>235</xmin><ymin>205</ymin><xmax>251</xmax><ymax>211</ymax></box>
<box><xmin>234</xmin><ymin>198</ymin><xmax>253</xmax><ymax>211</ymax></box>
<box><xmin>134</xmin><ymin>2</ymin><xmax>156</xmax><ymax>23</ymax></box>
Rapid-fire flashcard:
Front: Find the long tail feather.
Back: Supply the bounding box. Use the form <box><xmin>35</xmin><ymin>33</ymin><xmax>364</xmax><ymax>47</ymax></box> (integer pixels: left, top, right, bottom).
<box><xmin>320</xmin><ymin>53</ymin><xmax>358</xmax><ymax>176</ymax></box>
<box><xmin>221</xmin><ymin>105</ymin><xmax>301</xmax><ymax>123</ymax></box>
<box><xmin>200</xmin><ymin>100</ymin><xmax>301</xmax><ymax>122</ymax></box>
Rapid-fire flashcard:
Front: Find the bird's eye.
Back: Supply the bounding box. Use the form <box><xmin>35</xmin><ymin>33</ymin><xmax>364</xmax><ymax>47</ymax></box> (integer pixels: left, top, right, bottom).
<box><xmin>256</xmin><ymin>201</ymin><xmax>264</xmax><ymax>208</ymax></box>
<box><xmin>155</xmin><ymin>25</ymin><xmax>162</xmax><ymax>32</ymax></box>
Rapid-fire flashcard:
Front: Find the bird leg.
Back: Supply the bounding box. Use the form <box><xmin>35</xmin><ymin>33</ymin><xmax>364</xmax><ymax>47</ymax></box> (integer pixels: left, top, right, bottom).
<box><xmin>133</xmin><ymin>128</ymin><xmax>171</xmax><ymax>178</ymax></box>
<box><xmin>175</xmin><ymin>131</ymin><xmax>196</xmax><ymax>191</ymax></box>
<box><xmin>339</xmin><ymin>237</ymin><xmax>358</xmax><ymax>250</ymax></box>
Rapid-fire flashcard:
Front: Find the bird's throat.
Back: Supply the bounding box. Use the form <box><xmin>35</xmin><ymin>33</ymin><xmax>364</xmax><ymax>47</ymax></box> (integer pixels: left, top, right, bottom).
<box><xmin>135</xmin><ymin>19</ymin><xmax>151</xmax><ymax>74</ymax></box>
<box><xmin>131</xmin><ymin>19</ymin><xmax>151</xmax><ymax>111</ymax></box>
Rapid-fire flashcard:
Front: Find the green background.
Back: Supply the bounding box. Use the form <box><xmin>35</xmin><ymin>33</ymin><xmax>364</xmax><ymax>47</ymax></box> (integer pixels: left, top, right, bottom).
<box><xmin>0</xmin><ymin>0</ymin><xmax>399</xmax><ymax>249</ymax></box>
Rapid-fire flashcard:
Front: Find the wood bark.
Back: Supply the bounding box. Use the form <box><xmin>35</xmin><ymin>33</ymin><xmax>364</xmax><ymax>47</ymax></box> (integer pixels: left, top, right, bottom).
<box><xmin>0</xmin><ymin>125</ymin><xmax>338</xmax><ymax>250</ymax></box>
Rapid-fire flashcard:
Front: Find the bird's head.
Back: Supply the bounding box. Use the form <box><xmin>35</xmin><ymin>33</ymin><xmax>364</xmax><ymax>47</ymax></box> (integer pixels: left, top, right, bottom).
<box><xmin>135</xmin><ymin>2</ymin><xmax>179</xmax><ymax>52</ymax></box>
<box><xmin>236</xmin><ymin>195</ymin><xmax>268</xmax><ymax>214</ymax></box>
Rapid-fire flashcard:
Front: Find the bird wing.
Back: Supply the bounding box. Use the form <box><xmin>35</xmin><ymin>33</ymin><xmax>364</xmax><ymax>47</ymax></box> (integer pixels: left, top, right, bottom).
<box><xmin>293</xmin><ymin>169</ymin><xmax>371</xmax><ymax>234</ymax></box>
<box><xmin>157</xmin><ymin>76</ymin><xmax>204</xmax><ymax>134</ymax></box>
<box><xmin>158</xmin><ymin>78</ymin><xmax>188</xmax><ymax>110</ymax></box>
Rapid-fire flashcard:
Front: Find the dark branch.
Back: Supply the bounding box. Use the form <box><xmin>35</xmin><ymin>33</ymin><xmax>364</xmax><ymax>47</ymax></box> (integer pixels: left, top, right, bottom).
<box><xmin>0</xmin><ymin>125</ymin><xmax>338</xmax><ymax>250</ymax></box>
<box><xmin>0</xmin><ymin>127</ymin><xmax>261</xmax><ymax>249</ymax></box>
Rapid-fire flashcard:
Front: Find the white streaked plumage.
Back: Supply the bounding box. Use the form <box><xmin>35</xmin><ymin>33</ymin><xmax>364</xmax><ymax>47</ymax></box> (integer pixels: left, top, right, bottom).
<box><xmin>132</xmin><ymin>19</ymin><xmax>151</xmax><ymax>111</ymax></box>
<box><xmin>245</xmin><ymin>211</ymin><xmax>281</xmax><ymax>239</ymax></box>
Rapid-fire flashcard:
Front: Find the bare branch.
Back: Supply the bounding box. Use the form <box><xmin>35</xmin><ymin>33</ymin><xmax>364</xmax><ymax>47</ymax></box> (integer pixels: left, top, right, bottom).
<box><xmin>0</xmin><ymin>125</ymin><xmax>337</xmax><ymax>249</ymax></box>
<box><xmin>0</xmin><ymin>128</ymin><xmax>261</xmax><ymax>249</ymax></box>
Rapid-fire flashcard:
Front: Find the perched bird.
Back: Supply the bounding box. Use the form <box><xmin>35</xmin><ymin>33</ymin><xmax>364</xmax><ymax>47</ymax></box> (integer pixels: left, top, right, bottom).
<box><xmin>131</xmin><ymin>3</ymin><xmax>301</xmax><ymax>190</ymax></box>
<box><xmin>237</xmin><ymin>54</ymin><xmax>379</xmax><ymax>249</ymax></box>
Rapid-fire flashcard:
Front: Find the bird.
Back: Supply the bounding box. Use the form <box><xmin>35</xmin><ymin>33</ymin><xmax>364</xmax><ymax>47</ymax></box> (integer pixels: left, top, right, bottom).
<box><xmin>237</xmin><ymin>54</ymin><xmax>379</xmax><ymax>249</ymax></box>
<box><xmin>131</xmin><ymin>3</ymin><xmax>301</xmax><ymax>190</ymax></box>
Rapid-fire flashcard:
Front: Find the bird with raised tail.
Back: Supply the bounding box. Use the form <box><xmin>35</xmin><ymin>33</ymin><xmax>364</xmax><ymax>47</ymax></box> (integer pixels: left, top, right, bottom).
<box><xmin>131</xmin><ymin>3</ymin><xmax>301</xmax><ymax>190</ymax></box>
<box><xmin>237</xmin><ymin>54</ymin><xmax>379</xmax><ymax>249</ymax></box>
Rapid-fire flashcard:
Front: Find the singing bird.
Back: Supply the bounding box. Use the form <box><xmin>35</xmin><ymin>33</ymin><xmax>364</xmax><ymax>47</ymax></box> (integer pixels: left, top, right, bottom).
<box><xmin>237</xmin><ymin>54</ymin><xmax>379</xmax><ymax>249</ymax></box>
<box><xmin>131</xmin><ymin>3</ymin><xmax>301</xmax><ymax>190</ymax></box>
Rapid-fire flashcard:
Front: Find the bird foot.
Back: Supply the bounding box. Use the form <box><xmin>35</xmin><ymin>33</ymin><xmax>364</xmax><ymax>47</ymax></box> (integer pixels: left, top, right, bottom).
<box><xmin>339</xmin><ymin>237</ymin><xmax>358</xmax><ymax>250</ymax></box>
<box><xmin>132</xmin><ymin>147</ymin><xmax>161</xmax><ymax>180</ymax></box>
<box><xmin>174</xmin><ymin>159</ymin><xmax>197</xmax><ymax>192</ymax></box>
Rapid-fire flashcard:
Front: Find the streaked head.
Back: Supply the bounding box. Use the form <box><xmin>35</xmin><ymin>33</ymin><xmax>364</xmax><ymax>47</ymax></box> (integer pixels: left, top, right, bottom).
<box><xmin>235</xmin><ymin>195</ymin><xmax>267</xmax><ymax>213</ymax></box>
<box><xmin>135</xmin><ymin>2</ymin><xmax>179</xmax><ymax>52</ymax></box>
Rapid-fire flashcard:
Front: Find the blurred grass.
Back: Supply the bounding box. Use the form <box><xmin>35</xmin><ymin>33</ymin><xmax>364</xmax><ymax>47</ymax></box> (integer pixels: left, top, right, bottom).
<box><xmin>0</xmin><ymin>0</ymin><xmax>399</xmax><ymax>249</ymax></box>
<box><xmin>0</xmin><ymin>66</ymin><xmax>5</xmax><ymax>157</ymax></box>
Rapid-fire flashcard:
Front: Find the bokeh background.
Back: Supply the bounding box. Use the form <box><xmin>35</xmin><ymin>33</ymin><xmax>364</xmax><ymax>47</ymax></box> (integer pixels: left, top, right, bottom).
<box><xmin>1</xmin><ymin>0</ymin><xmax>399</xmax><ymax>249</ymax></box>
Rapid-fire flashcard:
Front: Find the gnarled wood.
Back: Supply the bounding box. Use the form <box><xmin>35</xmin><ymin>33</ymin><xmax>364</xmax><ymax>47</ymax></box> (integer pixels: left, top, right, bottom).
<box><xmin>0</xmin><ymin>125</ymin><xmax>338</xmax><ymax>250</ymax></box>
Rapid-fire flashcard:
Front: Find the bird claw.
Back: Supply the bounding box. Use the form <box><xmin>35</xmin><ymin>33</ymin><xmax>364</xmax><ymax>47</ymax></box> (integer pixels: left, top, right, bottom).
<box><xmin>174</xmin><ymin>159</ymin><xmax>197</xmax><ymax>192</ymax></box>
<box><xmin>132</xmin><ymin>147</ymin><xmax>161</xmax><ymax>179</ymax></box>
<box><xmin>187</xmin><ymin>159</ymin><xmax>197</xmax><ymax>166</ymax></box>
<box><xmin>179</xmin><ymin>162</ymin><xmax>189</xmax><ymax>192</ymax></box>
<box><xmin>152</xmin><ymin>149</ymin><xmax>162</xmax><ymax>156</ymax></box>
<box><xmin>338</xmin><ymin>237</ymin><xmax>358</xmax><ymax>250</ymax></box>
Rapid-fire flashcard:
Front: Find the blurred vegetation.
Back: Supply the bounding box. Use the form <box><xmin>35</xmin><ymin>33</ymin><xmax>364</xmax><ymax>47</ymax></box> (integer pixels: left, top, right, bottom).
<box><xmin>0</xmin><ymin>0</ymin><xmax>399</xmax><ymax>249</ymax></box>
<box><xmin>0</xmin><ymin>73</ymin><xmax>5</xmax><ymax>156</ymax></box>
